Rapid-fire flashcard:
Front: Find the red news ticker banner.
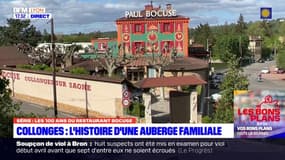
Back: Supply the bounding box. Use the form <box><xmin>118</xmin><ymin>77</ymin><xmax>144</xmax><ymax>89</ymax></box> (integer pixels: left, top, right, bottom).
<box><xmin>13</xmin><ymin>118</ymin><xmax>137</xmax><ymax>124</ymax></box>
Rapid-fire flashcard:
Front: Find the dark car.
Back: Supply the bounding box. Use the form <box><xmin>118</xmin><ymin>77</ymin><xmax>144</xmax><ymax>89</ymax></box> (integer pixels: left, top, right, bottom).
<box><xmin>212</xmin><ymin>72</ymin><xmax>224</xmax><ymax>81</ymax></box>
<box><xmin>257</xmin><ymin>59</ymin><xmax>265</xmax><ymax>63</ymax></box>
<box><xmin>210</xmin><ymin>80</ymin><xmax>220</xmax><ymax>89</ymax></box>
<box><xmin>267</xmin><ymin>57</ymin><xmax>274</xmax><ymax>61</ymax></box>
<box><xmin>277</xmin><ymin>69</ymin><xmax>285</xmax><ymax>74</ymax></box>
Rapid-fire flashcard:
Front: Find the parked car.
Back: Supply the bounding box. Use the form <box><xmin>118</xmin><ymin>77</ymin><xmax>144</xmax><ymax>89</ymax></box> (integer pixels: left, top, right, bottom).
<box><xmin>257</xmin><ymin>59</ymin><xmax>265</xmax><ymax>63</ymax></box>
<box><xmin>277</xmin><ymin>69</ymin><xmax>285</xmax><ymax>74</ymax></box>
<box><xmin>261</xmin><ymin>67</ymin><xmax>270</xmax><ymax>74</ymax></box>
<box><xmin>211</xmin><ymin>93</ymin><xmax>222</xmax><ymax>102</ymax></box>
<box><xmin>210</xmin><ymin>80</ymin><xmax>220</xmax><ymax>89</ymax></box>
<box><xmin>212</xmin><ymin>72</ymin><xmax>224</xmax><ymax>82</ymax></box>
<box><xmin>267</xmin><ymin>57</ymin><xmax>274</xmax><ymax>61</ymax></box>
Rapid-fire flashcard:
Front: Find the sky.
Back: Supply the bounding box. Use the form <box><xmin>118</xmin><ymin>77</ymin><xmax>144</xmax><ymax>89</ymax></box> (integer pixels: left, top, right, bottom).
<box><xmin>0</xmin><ymin>0</ymin><xmax>284</xmax><ymax>34</ymax></box>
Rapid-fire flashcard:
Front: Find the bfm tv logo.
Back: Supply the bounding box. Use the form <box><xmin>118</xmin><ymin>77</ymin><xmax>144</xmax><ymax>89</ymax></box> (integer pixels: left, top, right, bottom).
<box><xmin>238</xmin><ymin>95</ymin><xmax>280</xmax><ymax>122</ymax></box>
<box><xmin>13</xmin><ymin>7</ymin><xmax>51</xmax><ymax>19</ymax></box>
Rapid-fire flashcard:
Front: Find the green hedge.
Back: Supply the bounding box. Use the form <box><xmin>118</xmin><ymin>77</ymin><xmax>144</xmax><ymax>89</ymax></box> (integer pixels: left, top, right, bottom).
<box><xmin>70</xmin><ymin>67</ymin><xmax>89</xmax><ymax>75</ymax></box>
<box><xmin>127</xmin><ymin>102</ymin><xmax>145</xmax><ymax>118</ymax></box>
<box><xmin>17</xmin><ymin>64</ymin><xmax>56</xmax><ymax>72</ymax></box>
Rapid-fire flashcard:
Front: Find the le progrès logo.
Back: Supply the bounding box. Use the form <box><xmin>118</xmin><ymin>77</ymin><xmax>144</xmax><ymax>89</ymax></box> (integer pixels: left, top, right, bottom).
<box><xmin>237</xmin><ymin>95</ymin><xmax>280</xmax><ymax>122</ymax></box>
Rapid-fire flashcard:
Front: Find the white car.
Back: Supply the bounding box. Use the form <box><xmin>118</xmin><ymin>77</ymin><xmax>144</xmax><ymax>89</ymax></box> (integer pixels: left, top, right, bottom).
<box><xmin>261</xmin><ymin>67</ymin><xmax>270</xmax><ymax>74</ymax></box>
<box><xmin>211</xmin><ymin>93</ymin><xmax>222</xmax><ymax>102</ymax></box>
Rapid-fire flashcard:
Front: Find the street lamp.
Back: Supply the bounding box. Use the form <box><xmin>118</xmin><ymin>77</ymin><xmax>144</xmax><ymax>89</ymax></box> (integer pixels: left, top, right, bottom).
<box><xmin>50</xmin><ymin>17</ymin><xmax>58</xmax><ymax>118</ymax></box>
<box><xmin>207</xmin><ymin>50</ymin><xmax>212</xmax><ymax>116</ymax></box>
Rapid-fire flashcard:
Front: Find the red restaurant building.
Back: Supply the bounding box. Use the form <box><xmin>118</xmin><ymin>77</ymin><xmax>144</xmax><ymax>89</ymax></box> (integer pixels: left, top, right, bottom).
<box><xmin>115</xmin><ymin>3</ymin><xmax>189</xmax><ymax>57</ymax></box>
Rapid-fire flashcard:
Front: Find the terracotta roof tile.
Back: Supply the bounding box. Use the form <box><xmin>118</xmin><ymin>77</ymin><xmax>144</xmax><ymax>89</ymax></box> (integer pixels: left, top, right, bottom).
<box><xmin>136</xmin><ymin>75</ymin><xmax>207</xmax><ymax>88</ymax></box>
<box><xmin>163</xmin><ymin>57</ymin><xmax>208</xmax><ymax>71</ymax></box>
<box><xmin>0</xmin><ymin>46</ymin><xmax>29</xmax><ymax>67</ymax></box>
<box><xmin>67</xmin><ymin>57</ymin><xmax>208</xmax><ymax>72</ymax></box>
<box><xmin>66</xmin><ymin>59</ymin><xmax>104</xmax><ymax>71</ymax></box>
<box><xmin>126</xmin><ymin>57</ymin><xmax>149</xmax><ymax>67</ymax></box>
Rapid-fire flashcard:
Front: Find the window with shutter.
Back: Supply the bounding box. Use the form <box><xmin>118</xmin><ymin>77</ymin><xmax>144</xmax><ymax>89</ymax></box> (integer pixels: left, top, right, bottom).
<box><xmin>141</xmin><ymin>24</ymin><xmax>145</xmax><ymax>33</ymax></box>
<box><xmin>159</xmin><ymin>23</ymin><xmax>164</xmax><ymax>33</ymax></box>
<box><xmin>131</xmin><ymin>42</ymin><xmax>136</xmax><ymax>54</ymax></box>
<box><xmin>164</xmin><ymin>23</ymin><xmax>171</xmax><ymax>32</ymax></box>
<box><xmin>135</xmin><ymin>24</ymin><xmax>141</xmax><ymax>33</ymax></box>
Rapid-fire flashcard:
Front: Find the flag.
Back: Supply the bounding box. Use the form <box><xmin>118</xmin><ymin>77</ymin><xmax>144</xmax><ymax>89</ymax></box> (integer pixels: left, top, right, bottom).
<box><xmin>260</xmin><ymin>7</ymin><xmax>272</xmax><ymax>19</ymax></box>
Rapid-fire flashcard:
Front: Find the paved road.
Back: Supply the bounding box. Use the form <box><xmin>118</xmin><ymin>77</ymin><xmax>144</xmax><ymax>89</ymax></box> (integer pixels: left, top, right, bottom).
<box><xmin>15</xmin><ymin>99</ymin><xmax>76</xmax><ymax>118</ymax></box>
<box><xmin>243</xmin><ymin>60</ymin><xmax>285</xmax><ymax>90</ymax></box>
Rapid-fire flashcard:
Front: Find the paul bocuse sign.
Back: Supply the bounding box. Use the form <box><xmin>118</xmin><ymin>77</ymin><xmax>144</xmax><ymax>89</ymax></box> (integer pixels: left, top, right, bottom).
<box><xmin>125</xmin><ymin>9</ymin><xmax>177</xmax><ymax>18</ymax></box>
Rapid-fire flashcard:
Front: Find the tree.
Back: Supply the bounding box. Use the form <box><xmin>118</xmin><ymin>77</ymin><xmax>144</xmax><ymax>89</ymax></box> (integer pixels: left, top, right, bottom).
<box><xmin>0</xmin><ymin>76</ymin><xmax>20</xmax><ymax>137</ymax></box>
<box><xmin>222</xmin><ymin>21</ymin><xmax>230</xmax><ymax>35</ymax></box>
<box><xmin>59</xmin><ymin>44</ymin><xmax>82</xmax><ymax>68</ymax></box>
<box><xmin>235</xmin><ymin>14</ymin><xmax>247</xmax><ymax>35</ymax></box>
<box><xmin>96</xmin><ymin>48</ymin><xmax>119</xmax><ymax>77</ymax></box>
<box><xmin>21</xmin><ymin>25</ymin><xmax>42</xmax><ymax>46</ymax></box>
<box><xmin>93</xmin><ymin>31</ymin><xmax>103</xmax><ymax>39</ymax></box>
<box><xmin>193</xmin><ymin>23</ymin><xmax>214</xmax><ymax>48</ymax></box>
<box><xmin>94</xmin><ymin>45</ymin><xmax>131</xmax><ymax>78</ymax></box>
<box><xmin>19</xmin><ymin>44</ymin><xmax>52</xmax><ymax>65</ymax></box>
<box><xmin>247</xmin><ymin>20</ymin><xmax>273</xmax><ymax>37</ymax></box>
<box><xmin>277</xmin><ymin>49</ymin><xmax>285</xmax><ymax>69</ymax></box>
<box><xmin>260</xmin><ymin>20</ymin><xmax>273</xmax><ymax>37</ymax></box>
<box><xmin>247</xmin><ymin>21</ymin><xmax>262</xmax><ymax>36</ymax></box>
<box><xmin>278</xmin><ymin>22</ymin><xmax>285</xmax><ymax>37</ymax></box>
<box><xmin>213</xmin><ymin>34</ymin><xmax>249</xmax><ymax>62</ymax></box>
<box><xmin>17</xmin><ymin>43</ymin><xmax>81</xmax><ymax>69</ymax></box>
<box><xmin>264</xmin><ymin>35</ymin><xmax>283</xmax><ymax>57</ymax></box>
<box><xmin>148</xmin><ymin>44</ymin><xmax>175</xmax><ymax>99</ymax></box>
<box><xmin>0</xmin><ymin>72</ymin><xmax>41</xmax><ymax>137</ymax></box>
<box><xmin>211</xmin><ymin>55</ymin><xmax>249</xmax><ymax>123</ymax></box>
<box><xmin>41</xmin><ymin>29</ymin><xmax>50</xmax><ymax>43</ymax></box>
<box><xmin>0</xmin><ymin>75</ymin><xmax>40</xmax><ymax>137</ymax></box>
<box><xmin>0</xmin><ymin>19</ymin><xmax>42</xmax><ymax>46</ymax></box>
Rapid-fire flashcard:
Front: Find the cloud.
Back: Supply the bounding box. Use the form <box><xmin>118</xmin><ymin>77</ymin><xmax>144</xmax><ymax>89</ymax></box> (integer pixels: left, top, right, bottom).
<box><xmin>0</xmin><ymin>0</ymin><xmax>284</xmax><ymax>34</ymax></box>
<box><xmin>191</xmin><ymin>16</ymin><xmax>220</xmax><ymax>27</ymax></box>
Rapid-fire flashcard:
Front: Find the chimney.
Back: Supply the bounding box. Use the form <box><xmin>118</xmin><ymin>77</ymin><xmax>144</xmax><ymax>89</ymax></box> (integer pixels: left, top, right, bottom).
<box><xmin>166</xmin><ymin>4</ymin><xmax>172</xmax><ymax>10</ymax></box>
<box><xmin>145</xmin><ymin>4</ymin><xmax>153</xmax><ymax>11</ymax></box>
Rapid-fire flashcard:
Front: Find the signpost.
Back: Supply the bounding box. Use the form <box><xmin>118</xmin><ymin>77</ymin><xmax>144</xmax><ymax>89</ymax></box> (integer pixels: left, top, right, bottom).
<box><xmin>122</xmin><ymin>84</ymin><xmax>131</xmax><ymax>108</ymax></box>
<box><xmin>122</xmin><ymin>84</ymin><xmax>131</xmax><ymax>116</ymax></box>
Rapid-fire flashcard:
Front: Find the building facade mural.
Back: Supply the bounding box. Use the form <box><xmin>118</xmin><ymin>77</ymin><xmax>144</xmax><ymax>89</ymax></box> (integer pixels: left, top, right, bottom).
<box><xmin>116</xmin><ymin>4</ymin><xmax>189</xmax><ymax>57</ymax></box>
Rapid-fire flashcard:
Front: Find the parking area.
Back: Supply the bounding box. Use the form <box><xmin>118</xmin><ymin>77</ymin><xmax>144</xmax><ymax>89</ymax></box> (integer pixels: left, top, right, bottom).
<box><xmin>243</xmin><ymin>60</ymin><xmax>285</xmax><ymax>90</ymax></box>
<box><xmin>210</xmin><ymin>60</ymin><xmax>285</xmax><ymax>97</ymax></box>
<box><xmin>261</xmin><ymin>67</ymin><xmax>285</xmax><ymax>81</ymax></box>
